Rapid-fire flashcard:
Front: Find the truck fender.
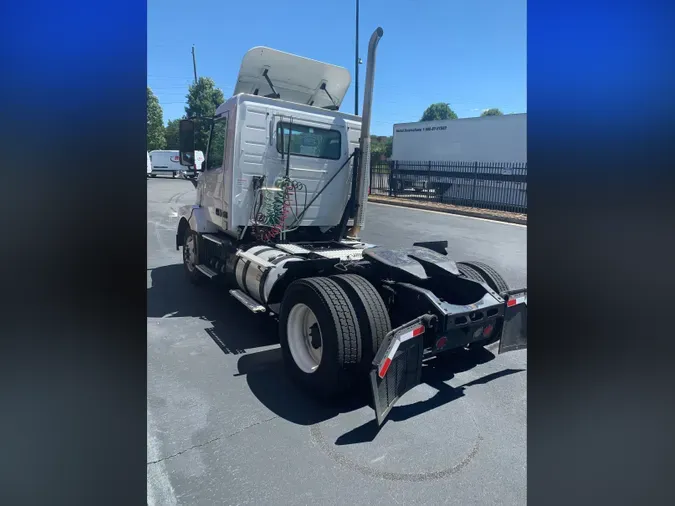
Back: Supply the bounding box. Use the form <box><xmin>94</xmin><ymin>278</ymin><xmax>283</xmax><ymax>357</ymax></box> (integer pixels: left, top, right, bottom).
<box><xmin>498</xmin><ymin>289</ymin><xmax>527</xmax><ymax>353</ymax></box>
<box><xmin>175</xmin><ymin>205</ymin><xmax>219</xmax><ymax>250</ymax></box>
<box><xmin>369</xmin><ymin>314</ymin><xmax>437</xmax><ymax>425</ymax></box>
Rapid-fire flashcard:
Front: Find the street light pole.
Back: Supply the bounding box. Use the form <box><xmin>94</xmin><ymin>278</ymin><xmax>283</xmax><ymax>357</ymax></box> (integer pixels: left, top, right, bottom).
<box><xmin>191</xmin><ymin>45</ymin><xmax>198</xmax><ymax>83</ymax></box>
<box><xmin>355</xmin><ymin>0</ymin><xmax>360</xmax><ymax>116</ymax></box>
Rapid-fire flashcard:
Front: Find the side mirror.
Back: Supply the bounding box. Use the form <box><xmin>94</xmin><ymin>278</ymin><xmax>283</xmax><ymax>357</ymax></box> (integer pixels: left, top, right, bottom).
<box><xmin>178</xmin><ymin>119</ymin><xmax>196</xmax><ymax>167</ymax></box>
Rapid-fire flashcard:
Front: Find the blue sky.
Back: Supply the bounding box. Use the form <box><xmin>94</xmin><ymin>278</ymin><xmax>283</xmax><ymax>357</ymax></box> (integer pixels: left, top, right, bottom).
<box><xmin>148</xmin><ymin>0</ymin><xmax>526</xmax><ymax>136</ymax></box>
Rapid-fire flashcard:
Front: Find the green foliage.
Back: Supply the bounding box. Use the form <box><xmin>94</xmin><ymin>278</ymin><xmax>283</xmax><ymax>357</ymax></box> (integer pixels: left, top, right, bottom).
<box><xmin>164</xmin><ymin>118</ymin><xmax>182</xmax><ymax>149</ymax></box>
<box><xmin>185</xmin><ymin>77</ymin><xmax>225</xmax><ymax>152</ymax></box>
<box><xmin>147</xmin><ymin>87</ymin><xmax>166</xmax><ymax>151</ymax></box>
<box><xmin>370</xmin><ymin>135</ymin><xmax>393</xmax><ymax>161</ymax></box>
<box><xmin>420</xmin><ymin>103</ymin><xmax>458</xmax><ymax>122</ymax></box>
<box><xmin>481</xmin><ymin>108</ymin><xmax>504</xmax><ymax>116</ymax></box>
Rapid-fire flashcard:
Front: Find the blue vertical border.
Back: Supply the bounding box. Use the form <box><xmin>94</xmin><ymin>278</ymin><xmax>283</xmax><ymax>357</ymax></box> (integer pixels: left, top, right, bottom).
<box><xmin>0</xmin><ymin>2</ymin><xmax>148</xmax><ymax>505</ymax></box>
<box><xmin>528</xmin><ymin>1</ymin><xmax>675</xmax><ymax>505</ymax></box>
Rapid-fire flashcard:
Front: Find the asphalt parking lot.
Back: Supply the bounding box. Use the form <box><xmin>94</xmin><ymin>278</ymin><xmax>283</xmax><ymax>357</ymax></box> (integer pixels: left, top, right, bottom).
<box><xmin>147</xmin><ymin>177</ymin><xmax>527</xmax><ymax>506</ymax></box>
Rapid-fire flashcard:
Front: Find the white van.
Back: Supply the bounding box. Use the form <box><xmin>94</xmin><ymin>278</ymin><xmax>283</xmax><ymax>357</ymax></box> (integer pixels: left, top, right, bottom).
<box><xmin>147</xmin><ymin>151</ymin><xmax>152</xmax><ymax>176</ymax></box>
<box><xmin>149</xmin><ymin>150</ymin><xmax>205</xmax><ymax>178</ymax></box>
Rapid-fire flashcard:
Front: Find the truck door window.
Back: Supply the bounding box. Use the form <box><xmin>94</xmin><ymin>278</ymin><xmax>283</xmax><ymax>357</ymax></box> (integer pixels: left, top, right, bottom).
<box><xmin>206</xmin><ymin>117</ymin><xmax>228</xmax><ymax>170</ymax></box>
<box><xmin>276</xmin><ymin>122</ymin><xmax>341</xmax><ymax>160</ymax></box>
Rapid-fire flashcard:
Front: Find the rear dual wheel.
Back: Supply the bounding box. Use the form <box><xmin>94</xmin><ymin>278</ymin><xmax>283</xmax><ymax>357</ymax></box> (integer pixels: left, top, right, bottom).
<box><xmin>279</xmin><ymin>275</ymin><xmax>390</xmax><ymax>398</ymax></box>
<box><xmin>457</xmin><ymin>261</ymin><xmax>510</xmax><ymax>294</ymax></box>
<box><xmin>457</xmin><ymin>260</ymin><xmax>510</xmax><ymax>347</ymax></box>
<box><xmin>280</xmin><ymin>277</ymin><xmax>362</xmax><ymax>398</ymax></box>
<box><xmin>330</xmin><ymin>274</ymin><xmax>391</xmax><ymax>372</ymax></box>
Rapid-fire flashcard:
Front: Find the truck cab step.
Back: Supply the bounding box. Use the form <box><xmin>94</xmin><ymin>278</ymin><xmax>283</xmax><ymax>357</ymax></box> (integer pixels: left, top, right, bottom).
<box><xmin>202</xmin><ymin>233</ymin><xmax>227</xmax><ymax>245</ymax></box>
<box><xmin>229</xmin><ymin>289</ymin><xmax>267</xmax><ymax>313</ymax></box>
<box><xmin>195</xmin><ymin>264</ymin><xmax>219</xmax><ymax>278</ymax></box>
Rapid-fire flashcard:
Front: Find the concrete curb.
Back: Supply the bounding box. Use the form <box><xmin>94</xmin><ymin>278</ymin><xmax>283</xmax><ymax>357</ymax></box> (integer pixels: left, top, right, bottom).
<box><xmin>367</xmin><ymin>196</ymin><xmax>528</xmax><ymax>225</ymax></box>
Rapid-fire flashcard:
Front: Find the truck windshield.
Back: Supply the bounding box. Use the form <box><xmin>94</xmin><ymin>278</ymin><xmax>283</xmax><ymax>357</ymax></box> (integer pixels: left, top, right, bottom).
<box><xmin>276</xmin><ymin>122</ymin><xmax>341</xmax><ymax>160</ymax></box>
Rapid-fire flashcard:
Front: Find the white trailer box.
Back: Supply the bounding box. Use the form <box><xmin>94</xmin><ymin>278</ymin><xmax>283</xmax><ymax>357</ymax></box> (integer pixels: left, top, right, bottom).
<box><xmin>392</xmin><ymin>113</ymin><xmax>527</xmax><ymax>163</ymax></box>
<box><xmin>389</xmin><ymin>114</ymin><xmax>527</xmax><ymax>209</ymax></box>
<box><xmin>149</xmin><ymin>150</ymin><xmax>204</xmax><ymax>177</ymax></box>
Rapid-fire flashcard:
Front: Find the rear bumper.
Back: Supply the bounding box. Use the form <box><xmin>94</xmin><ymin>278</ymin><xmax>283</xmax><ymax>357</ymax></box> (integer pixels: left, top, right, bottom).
<box><xmin>369</xmin><ymin>288</ymin><xmax>527</xmax><ymax>425</ymax></box>
<box><xmin>392</xmin><ymin>282</ymin><xmax>509</xmax><ymax>352</ymax></box>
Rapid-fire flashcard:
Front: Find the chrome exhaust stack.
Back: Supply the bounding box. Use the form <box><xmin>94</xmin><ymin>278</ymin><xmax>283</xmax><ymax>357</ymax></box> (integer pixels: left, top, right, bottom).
<box><xmin>348</xmin><ymin>27</ymin><xmax>383</xmax><ymax>239</ymax></box>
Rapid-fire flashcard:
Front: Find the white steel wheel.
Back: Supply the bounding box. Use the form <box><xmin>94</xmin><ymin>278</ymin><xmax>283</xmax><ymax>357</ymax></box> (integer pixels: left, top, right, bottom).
<box><xmin>184</xmin><ymin>233</ymin><xmax>197</xmax><ymax>273</ymax></box>
<box><xmin>279</xmin><ymin>277</ymin><xmax>363</xmax><ymax>398</ymax></box>
<box><xmin>286</xmin><ymin>303</ymin><xmax>323</xmax><ymax>374</ymax></box>
<box><xmin>183</xmin><ymin>229</ymin><xmax>204</xmax><ymax>285</ymax></box>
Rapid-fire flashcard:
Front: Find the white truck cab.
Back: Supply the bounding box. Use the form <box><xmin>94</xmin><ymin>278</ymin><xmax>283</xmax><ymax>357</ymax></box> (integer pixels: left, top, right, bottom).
<box><xmin>178</xmin><ymin>46</ymin><xmax>364</xmax><ymax>239</ymax></box>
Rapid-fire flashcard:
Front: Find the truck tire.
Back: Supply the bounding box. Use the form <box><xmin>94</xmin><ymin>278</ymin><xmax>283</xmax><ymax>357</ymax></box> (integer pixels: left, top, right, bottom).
<box><xmin>330</xmin><ymin>274</ymin><xmax>391</xmax><ymax>370</ymax></box>
<box><xmin>457</xmin><ymin>262</ymin><xmax>486</xmax><ymax>283</ymax></box>
<box><xmin>458</xmin><ymin>261</ymin><xmax>510</xmax><ymax>293</ymax></box>
<box><xmin>457</xmin><ymin>261</ymin><xmax>509</xmax><ymax>349</ymax></box>
<box><xmin>279</xmin><ymin>277</ymin><xmax>363</xmax><ymax>398</ymax></box>
<box><xmin>183</xmin><ymin>228</ymin><xmax>204</xmax><ymax>285</ymax></box>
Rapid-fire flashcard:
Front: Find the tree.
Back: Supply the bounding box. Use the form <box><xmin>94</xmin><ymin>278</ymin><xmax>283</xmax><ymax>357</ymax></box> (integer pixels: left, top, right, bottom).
<box><xmin>147</xmin><ymin>87</ymin><xmax>166</xmax><ymax>151</ymax></box>
<box><xmin>481</xmin><ymin>108</ymin><xmax>504</xmax><ymax>117</ymax></box>
<box><xmin>370</xmin><ymin>135</ymin><xmax>393</xmax><ymax>161</ymax></box>
<box><xmin>185</xmin><ymin>77</ymin><xmax>225</xmax><ymax>152</ymax></box>
<box><xmin>383</xmin><ymin>136</ymin><xmax>393</xmax><ymax>158</ymax></box>
<box><xmin>164</xmin><ymin>118</ymin><xmax>182</xmax><ymax>150</ymax></box>
<box><xmin>420</xmin><ymin>103</ymin><xmax>458</xmax><ymax>122</ymax></box>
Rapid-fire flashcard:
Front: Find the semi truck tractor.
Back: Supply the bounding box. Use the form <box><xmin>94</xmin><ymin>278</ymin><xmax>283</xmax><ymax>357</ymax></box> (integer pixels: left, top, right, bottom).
<box><xmin>174</xmin><ymin>27</ymin><xmax>527</xmax><ymax>425</ymax></box>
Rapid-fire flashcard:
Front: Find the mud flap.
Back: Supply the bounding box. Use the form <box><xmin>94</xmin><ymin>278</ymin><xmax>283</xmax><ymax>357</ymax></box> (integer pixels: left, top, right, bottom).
<box><xmin>369</xmin><ymin>317</ymin><xmax>432</xmax><ymax>426</ymax></box>
<box><xmin>499</xmin><ymin>289</ymin><xmax>528</xmax><ymax>354</ymax></box>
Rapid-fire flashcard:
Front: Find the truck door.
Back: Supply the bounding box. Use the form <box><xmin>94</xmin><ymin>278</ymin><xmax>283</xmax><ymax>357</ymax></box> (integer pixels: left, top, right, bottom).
<box><xmin>201</xmin><ymin>112</ymin><xmax>229</xmax><ymax>229</ymax></box>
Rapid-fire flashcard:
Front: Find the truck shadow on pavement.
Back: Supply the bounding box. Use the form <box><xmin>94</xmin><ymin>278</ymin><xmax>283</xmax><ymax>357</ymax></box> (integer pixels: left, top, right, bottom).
<box><xmin>236</xmin><ymin>343</ymin><xmax>524</xmax><ymax>444</ymax></box>
<box><xmin>335</xmin><ymin>359</ymin><xmax>524</xmax><ymax>445</ymax></box>
<box><xmin>147</xmin><ymin>264</ymin><xmax>279</xmax><ymax>353</ymax></box>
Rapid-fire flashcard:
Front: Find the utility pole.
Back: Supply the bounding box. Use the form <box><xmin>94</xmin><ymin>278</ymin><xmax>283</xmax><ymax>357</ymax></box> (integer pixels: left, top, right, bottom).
<box><xmin>191</xmin><ymin>45</ymin><xmax>198</xmax><ymax>84</ymax></box>
<box><xmin>355</xmin><ymin>0</ymin><xmax>359</xmax><ymax>116</ymax></box>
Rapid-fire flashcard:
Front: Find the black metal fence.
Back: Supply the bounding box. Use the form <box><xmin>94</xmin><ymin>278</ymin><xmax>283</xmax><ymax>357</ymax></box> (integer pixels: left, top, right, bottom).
<box><xmin>370</xmin><ymin>160</ymin><xmax>528</xmax><ymax>214</ymax></box>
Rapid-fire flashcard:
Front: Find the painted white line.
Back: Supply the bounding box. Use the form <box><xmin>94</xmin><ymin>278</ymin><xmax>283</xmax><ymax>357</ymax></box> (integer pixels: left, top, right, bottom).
<box><xmin>170</xmin><ymin>212</ymin><xmax>178</xmax><ymax>218</ymax></box>
<box><xmin>147</xmin><ymin>410</ymin><xmax>178</xmax><ymax>506</ymax></box>
<box><xmin>368</xmin><ymin>201</ymin><xmax>527</xmax><ymax>228</ymax></box>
